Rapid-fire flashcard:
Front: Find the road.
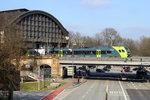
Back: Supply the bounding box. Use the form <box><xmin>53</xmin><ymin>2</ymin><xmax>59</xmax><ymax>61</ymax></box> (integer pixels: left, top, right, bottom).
<box><xmin>54</xmin><ymin>79</ymin><xmax>150</xmax><ymax>100</ymax></box>
<box><xmin>13</xmin><ymin>91</ymin><xmax>52</xmax><ymax>100</ymax></box>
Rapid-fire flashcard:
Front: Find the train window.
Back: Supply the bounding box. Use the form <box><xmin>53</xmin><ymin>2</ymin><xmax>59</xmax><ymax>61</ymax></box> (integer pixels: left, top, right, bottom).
<box><xmin>92</xmin><ymin>51</ymin><xmax>96</xmax><ymax>55</ymax></box>
<box><xmin>74</xmin><ymin>51</ymin><xmax>80</xmax><ymax>55</ymax></box>
<box><xmin>64</xmin><ymin>51</ymin><xmax>69</xmax><ymax>55</ymax></box>
<box><xmin>122</xmin><ymin>50</ymin><xmax>125</xmax><ymax>52</ymax></box>
<box><xmin>74</xmin><ymin>51</ymin><xmax>77</xmax><ymax>55</ymax></box>
<box><xmin>77</xmin><ymin>51</ymin><xmax>80</xmax><ymax>55</ymax></box>
<box><xmin>82</xmin><ymin>51</ymin><xmax>85</xmax><ymax>55</ymax></box>
<box><xmin>85</xmin><ymin>51</ymin><xmax>87</xmax><ymax>55</ymax></box>
<box><xmin>107</xmin><ymin>51</ymin><xmax>112</xmax><ymax>54</ymax></box>
<box><xmin>90</xmin><ymin>51</ymin><xmax>94</xmax><ymax>55</ymax></box>
<box><xmin>119</xmin><ymin>50</ymin><xmax>121</xmax><ymax>52</ymax></box>
<box><xmin>79</xmin><ymin>51</ymin><xmax>82</xmax><ymax>55</ymax></box>
<box><xmin>101</xmin><ymin>51</ymin><xmax>106</xmax><ymax>54</ymax></box>
<box><xmin>68</xmin><ymin>51</ymin><xmax>72</xmax><ymax>55</ymax></box>
<box><xmin>55</xmin><ymin>51</ymin><xmax>58</xmax><ymax>54</ymax></box>
<box><xmin>85</xmin><ymin>51</ymin><xmax>90</xmax><ymax>55</ymax></box>
<box><xmin>88</xmin><ymin>51</ymin><xmax>91</xmax><ymax>55</ymax></box>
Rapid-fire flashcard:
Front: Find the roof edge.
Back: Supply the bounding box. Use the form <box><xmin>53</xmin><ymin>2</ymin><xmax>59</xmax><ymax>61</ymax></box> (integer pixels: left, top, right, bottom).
<box><xmin>0</xmin><ymin>8</ymin><xmax>29</xmax><ymax>13</ymax></box>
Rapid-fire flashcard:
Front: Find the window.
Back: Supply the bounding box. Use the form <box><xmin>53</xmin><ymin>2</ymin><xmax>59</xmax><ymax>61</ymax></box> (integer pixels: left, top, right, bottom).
<box><xmin>101</xmin><ymin>51</ymin><xmax>106</xmax><ymax>54</ymax></box>
<box><xmin>122</xmin><ymin>50</ymin><xmax>125</xmax><ymax>52</ymax></box>
<box><xmin>92</xmin><ymin>51</ymin><xmax>96</xmax><ymax>55</ymax></box>
<box><xmin>107</xmin><ymin>51</ymin><xmax>112</xmax><ymax>54</ymax></box>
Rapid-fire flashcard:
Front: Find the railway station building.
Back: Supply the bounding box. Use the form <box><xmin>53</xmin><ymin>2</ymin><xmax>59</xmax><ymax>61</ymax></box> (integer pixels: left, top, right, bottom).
<box><xmin>0</xmin><ymin>8</ymin><xmax>69</xmax><ymax>52</ymax></box>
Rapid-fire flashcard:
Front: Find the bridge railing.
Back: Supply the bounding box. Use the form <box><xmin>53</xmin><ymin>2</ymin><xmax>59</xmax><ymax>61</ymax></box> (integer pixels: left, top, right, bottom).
<box><xmin>60</xmin><ymin>57</ymin><xmax>150</xmax><ymax>62</ymax></box>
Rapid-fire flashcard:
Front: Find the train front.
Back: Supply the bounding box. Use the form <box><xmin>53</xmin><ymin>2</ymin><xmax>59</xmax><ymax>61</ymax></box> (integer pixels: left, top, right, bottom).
<box><xmin>124</xmin><ymin>46</ymin><xmax>131</xmax><ymax>57</ymax></box>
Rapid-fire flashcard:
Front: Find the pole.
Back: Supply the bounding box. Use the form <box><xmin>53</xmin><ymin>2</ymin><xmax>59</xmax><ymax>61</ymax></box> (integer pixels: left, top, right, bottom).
<box><xmin>72</xmin><ymin>49</ymin><xmax>74</xmax><ymax>86</ymax></box>
<box><xmin>38</xmin><ymin>66</ymin><xmax>40</xmax><ymax>90</ymax></box>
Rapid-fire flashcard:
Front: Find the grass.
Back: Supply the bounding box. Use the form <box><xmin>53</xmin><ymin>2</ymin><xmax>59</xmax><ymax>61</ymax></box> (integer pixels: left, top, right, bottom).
<box><xmin>20</xmin><ymin>81</ymin><xmax>66</xmax><ymax>91</ymax></box>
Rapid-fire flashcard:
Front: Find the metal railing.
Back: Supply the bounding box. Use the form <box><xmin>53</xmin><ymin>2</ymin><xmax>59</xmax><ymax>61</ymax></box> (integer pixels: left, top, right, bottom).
<box><xmin>60</xmin><ymin>57</ymin><xmax>150</xmax><ymax>62</ymax></box>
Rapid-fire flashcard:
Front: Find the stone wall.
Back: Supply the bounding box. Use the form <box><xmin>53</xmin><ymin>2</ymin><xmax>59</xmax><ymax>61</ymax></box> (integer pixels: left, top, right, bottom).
<box><xmin>20</xmin><ymin>54</ymin><xmax>61</xmax><ymax>77</ymax></box>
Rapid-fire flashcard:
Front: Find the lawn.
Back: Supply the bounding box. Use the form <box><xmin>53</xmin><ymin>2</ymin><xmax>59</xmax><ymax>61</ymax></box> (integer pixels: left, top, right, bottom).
<box><xmin>20</xmin><ymin>81</ymin><xmax>66</xmax><ymax>91</ymax></box>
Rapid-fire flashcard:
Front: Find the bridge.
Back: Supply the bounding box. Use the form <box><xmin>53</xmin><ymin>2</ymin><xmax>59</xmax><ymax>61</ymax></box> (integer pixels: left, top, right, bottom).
<box><xmin>20</xmin><ymin>55</ymin><xmax>150</xmax><ymax>79</ymax></box>
<box><xmin>59</xmin><ymin>57</ymin><xmax>150</xmax><ymax>67</ymax></box>
<box><xmin>59</xmin><ymin>57</ymin><xmax>150</xmax><ymax>77</ymax></box>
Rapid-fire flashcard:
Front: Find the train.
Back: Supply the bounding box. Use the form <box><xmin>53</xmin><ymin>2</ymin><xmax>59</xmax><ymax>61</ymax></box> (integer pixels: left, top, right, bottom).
<box><xmin>49</xmin><ymin>46</ymin><xmax>131</xmax><ymax>58</ymax></box>
<box><xmin>25</xmin><ymin>46</ymin><xmax>130</xmax><ymax>58</ymax></box>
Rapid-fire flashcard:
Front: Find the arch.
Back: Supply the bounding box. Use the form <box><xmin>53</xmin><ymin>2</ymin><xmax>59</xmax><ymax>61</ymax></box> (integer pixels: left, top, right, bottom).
<box><xmin>10</xmin><ymin>10</ymin><xmax>68</xmax><ymax>35</ymax></box>
<box><xmin>40</xmin><ymin>64</ymin><xmax>51</xmax><ymax>78</ymax></box>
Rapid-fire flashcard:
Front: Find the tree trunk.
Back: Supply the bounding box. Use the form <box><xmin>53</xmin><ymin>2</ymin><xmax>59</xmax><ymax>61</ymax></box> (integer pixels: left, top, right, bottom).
<box><xmin>8</xmin><ymin>89</ymin><xmax>13</xmax><ymax>100</ymax></box>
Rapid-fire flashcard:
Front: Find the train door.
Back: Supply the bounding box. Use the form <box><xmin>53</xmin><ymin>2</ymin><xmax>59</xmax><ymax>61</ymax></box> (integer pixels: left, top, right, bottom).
<box><xmin>96</xmin><ymin>50</ymin><xmax>101</xmax><ymax>57</ymax></box>
<box><xmin>59</xmin><ymin>50</ymin><xmax>63</xmax><ymax>57</ymax></box>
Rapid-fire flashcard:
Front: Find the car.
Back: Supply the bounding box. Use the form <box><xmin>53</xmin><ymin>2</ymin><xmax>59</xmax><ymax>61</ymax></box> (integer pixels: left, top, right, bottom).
<box><xmin>120</xmin><ymin>73</ymin><xmax>127</xmax><ymax>81</ymax></box>
<box><xmin>103</xmin><ymin>67</ymin><xmax>110</xmax><ymax>71</ymax></box>
<box><xmin>105</xmin><ymin>65</ymin><xmax>111</xmax><ymax>69</ymax></box>
<box><xmin>123</xmin><ymin>66</ymin><xmax>132</xmax><ymax>72</ymax></box>
<box><xmin>132</xmin><ymin>67</ymin><xmax>138</xmax><ymax>71</ymax></box>
<box><xmin>96</xmin><ymin>69</ymin><xmax>105</xmax><ymax>72</ymax></box>
<box><xmin>145</xmin><ymin>70</ymin><xmax>150</xmax><ymax>75</ymax></box>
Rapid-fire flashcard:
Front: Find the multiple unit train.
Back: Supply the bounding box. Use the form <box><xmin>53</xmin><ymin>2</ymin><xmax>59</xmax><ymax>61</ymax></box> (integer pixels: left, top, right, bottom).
<box><xmin>26</xmin><ymin>46</ymin><xmax>130</xmax><ymax>58</ymax></box>
<box><xmin>49</xmin><ymin>46</ymin><xmax>130</xmax><ymax>58</ymax></box>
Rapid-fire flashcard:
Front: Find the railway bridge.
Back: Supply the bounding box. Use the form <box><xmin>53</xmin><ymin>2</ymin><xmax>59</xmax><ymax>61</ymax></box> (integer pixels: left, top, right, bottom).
<box><xmin>59</xmin><ymin>57</ymin><xmax>150</xmax><ymax>76</ymax></box>
<box><xmin>60</xmin><ymin>57</ymin><xmax>150</xmax><ymax>66</ymax></box>
<box><xmin>20</xmin><ymin>56</ymin><xmax>150</xmax><ymax>78</ymax></box>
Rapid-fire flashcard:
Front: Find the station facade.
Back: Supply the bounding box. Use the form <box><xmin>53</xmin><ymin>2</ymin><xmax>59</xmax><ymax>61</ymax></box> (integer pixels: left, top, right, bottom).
<box><xmin>0</xmin><ymin>8</ymin><xmax>69</xmax><ymax>52</ymax></box>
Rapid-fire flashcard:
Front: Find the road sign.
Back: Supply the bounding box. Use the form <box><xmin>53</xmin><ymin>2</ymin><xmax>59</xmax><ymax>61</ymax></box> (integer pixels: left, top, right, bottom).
<box><xmin>37</xmin><ymin>76</ymin><xmax>40</xmax><ymax>80</ymax></box>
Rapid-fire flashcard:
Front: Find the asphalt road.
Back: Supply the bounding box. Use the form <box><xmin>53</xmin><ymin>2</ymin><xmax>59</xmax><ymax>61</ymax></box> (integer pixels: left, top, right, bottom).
<box><xmin>13</xmin><ymin>91</ymin><xmax>52</xmax><ymax>100</ymax></box>
<box><xmin>54</xmin><ymin>79</ymin><xmax>107</xmax><ymax>100</ymax></box>
<box><xmin>54</xmin><ymin>79</ymin><xmax>150</xmax><ymax>100</ymax></box>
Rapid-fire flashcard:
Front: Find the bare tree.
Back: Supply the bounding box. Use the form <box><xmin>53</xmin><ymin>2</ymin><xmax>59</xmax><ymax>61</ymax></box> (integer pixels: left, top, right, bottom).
<box><xmin>82</xmin><ymin>36</ymin><xmax>94</xmax><ymax>47</ymax></box>
<box><xmin>68</xmin><ymin>31</ymin><xmax>84</xmax><ymax>48</ymax></box>
<box><xmin>0</xmin><ymin>25</ymin><xmax>25</xmax><ymax>100</ymax></box>
<box><xmin>139</xmin><ymin>36</ymin><xmax>150</xmax><ymax>56</ymax></box>
<box><xmin>122</xmin><ymin>38</ymin><xmax>139</xmax><ymax>56</ymax></box>
<box><xmin>93</xmin><ymin>33</ymin><xmax>103</xmax><ymax>47</ymax></box>
<box><xmin>101</xmin><ymin>28</ymin><xmax>122</xmax><ymax>46</ymax></box>
<box><xmin>68</xmin><ymin>31</ymin><xmax>74</xmax><ymax>48</ymax></box>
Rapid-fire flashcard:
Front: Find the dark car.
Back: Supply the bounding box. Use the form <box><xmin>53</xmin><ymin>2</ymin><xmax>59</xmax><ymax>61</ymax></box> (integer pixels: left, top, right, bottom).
<box><xmin>96</xmin><ymin>69</ymin><xmax>105</xmax><ymax>72</ymax></box>
<box><xmin>103</xmin><ymin>67</ymin><xmax>110</xmax><ymax>71</ymax></box>
<box><xmin>145</xmin><ymin>70</ymin><xmax>150</xmax><ymax>75</ymax></box>
<box><xmin>120</xmin><ymin>73</ymin><xmax>128</xmax><ymax>81</ymax></box>
<box><xmin>132</xmin><ymin>67</ymin><xmax>138</xmax><ymax>71</ymax></box>
<box><xmin>106</xmin><ymin>65</ymin><xmax>111</xmax><ymax>69</ymax></box>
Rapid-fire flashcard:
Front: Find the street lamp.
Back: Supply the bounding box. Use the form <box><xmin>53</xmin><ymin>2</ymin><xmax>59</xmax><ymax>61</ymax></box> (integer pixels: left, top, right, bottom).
<box><xmin>69</xmin><ymin>43</ymin><xmax>76</xmax><ymax>86</ymax></box>
<box><xmin>58</xmin><ymin>36</ymin><xmax>69</xmax><ymax>79</ymax></box>
<box><xmin>65</xmin><ymin>36</ymin><xmax>69</xmax><ymax>41</ymax></box>
<box><xmin>65</xmin><ymin>36</ymin><xmax>69</xmax><ymax>48</ymax></box>
<box><xmin>68</xmin><ymin>49</ymin><xmax>74</xmax><ymax>86</ymax></box>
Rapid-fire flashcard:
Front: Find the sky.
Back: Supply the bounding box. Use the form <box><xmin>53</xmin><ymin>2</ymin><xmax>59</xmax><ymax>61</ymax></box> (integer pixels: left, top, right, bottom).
<box><xmin>1</xmin><ymin>0</ymin><xmax>150</xmax><ymax>40</ymax></box>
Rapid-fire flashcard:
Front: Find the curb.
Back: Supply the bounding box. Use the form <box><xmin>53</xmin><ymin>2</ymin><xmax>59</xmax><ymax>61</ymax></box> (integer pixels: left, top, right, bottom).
<box><xmin>69</xmin><ymin>79</ymin><xmax>87</xmax><ymax>89</ymax></box>
<box><xmin>42</xmin><ymin>79</ymin><xmax>77</xmax><ymax>100</ymax></box>
<box><xmin>41</xmin><ymin>89</ymin><xmax>64</xmax><ymax>100</ymax></box>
